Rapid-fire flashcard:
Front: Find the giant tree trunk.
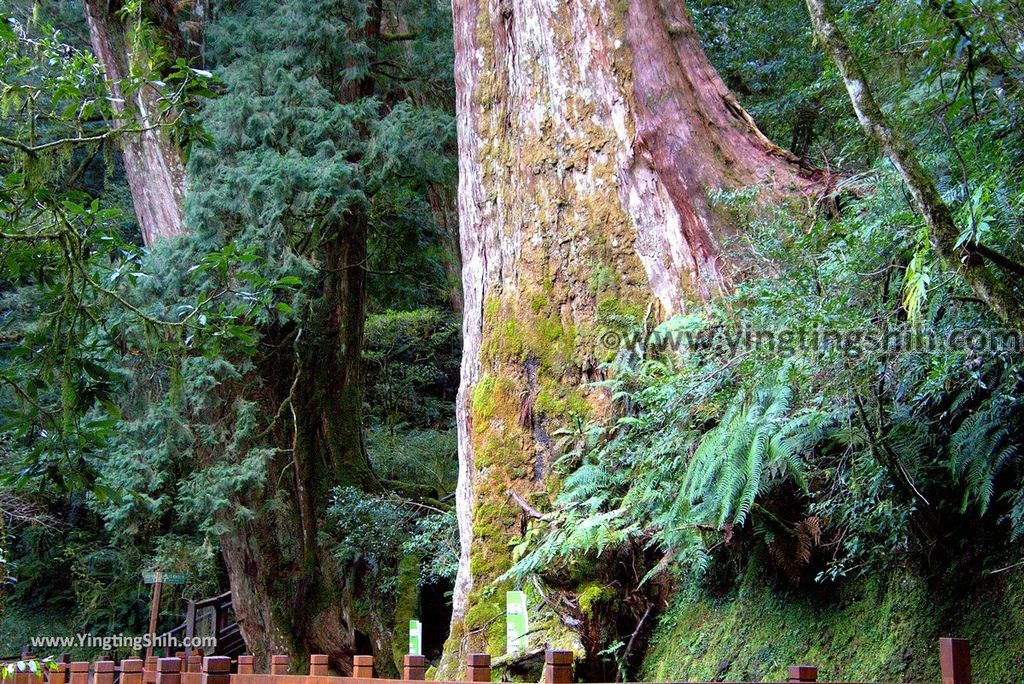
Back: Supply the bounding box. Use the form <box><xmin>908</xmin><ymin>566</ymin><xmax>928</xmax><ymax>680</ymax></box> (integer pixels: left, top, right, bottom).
<box><xmin>208</xmin><ymin>3</ymin><xmax>385</xmax><ymax>669</ymax></box>
<box><xmin>209</xmin><ymin>214</ymin><xmax>376</xmax><ymax>671</ymax></box>
<box><xmin>442</xmin><ymin>0</ymin><xmax>816</xmax><ymax>673</ymax></box>
<box><xmin>83</xmin><ymin>0</ymin><xmax>187</xmax><ymax>246</ymax></box>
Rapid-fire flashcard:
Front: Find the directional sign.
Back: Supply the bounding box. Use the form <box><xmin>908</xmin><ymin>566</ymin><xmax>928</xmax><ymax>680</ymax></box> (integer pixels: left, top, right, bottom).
<box><xmin>142</xmin><ymin>571</ymin><xmax>187</xmax><ymax>585</ymax></box>
<box><xmin>409</xmin><ymin>620</ymin><xmax>422</xmax><ymax>657</ymax></box>
<box><xmin>506</xmin><ymin>591</ymin><xmax>529</xmax><ymax>654</ymax></box>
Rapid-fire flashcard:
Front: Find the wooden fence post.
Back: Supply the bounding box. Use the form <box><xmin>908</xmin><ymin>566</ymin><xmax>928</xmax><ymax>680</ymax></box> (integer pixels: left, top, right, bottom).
<box><xmin>237</xmin><ymin>656</ymin><xmax>254</xmax><ymax>675</ymax></box>
<box><xmin>353</xmin><ymin>656</ymin><xmax>374</xmax><ymax>679</ymax></box>
<box><xmin>188</xmin><ymin>655</ymin><xmax>202</xmax><ymax>674</ymax></box>
<box><xmin>788</xmin><ymin>665</ymin><xmax>818</xmax><ymax>683</ymax></box>
<box><xmin>95</xmin><ymin>660</ymin><xmax>115</xmax><ymax>684</ymax></box>
<box><xmin>202</xmin><ymin>656</ymin><xmax>231</xmax><ymax>684</ymax></box>
<box><xmin>16</xmin><ymin>645</ymin><xmax>30</xmax><ymax>684</ymax></box>
<box><xmin>69</xmin><ymin>662</ymin><xmax>89</xmax><ymax>684</ymax></box>
<box><xmin>14</xmin><ymin>664</ymin><xmax>32</xmax><ymax>684</ymax></box>
<box><xmin>144</xmin><ymin>657</ymin><xmax>159</xmax><ymax>684</ymax></box>
<box><xmin>466</xmin><ymin>654</ymin><xmax>490</xmax><ymax>683</ymax></box>
<box><xmin>123</xmin><ymin>659</ymin><xmax>144</xmax><ymax>684</ymax></box>
<box><xmin>14</xmin><ymin>663</ymin><xmax>32</xmax><ymax>684</ymax></box>
<box><xmin>270</xmin><ymin>655</ymin><xmax>289</xmax><ymax>675</ymax></box>
<box><xmin>544</xmin><ymin>651</ymin><xmax>573</xmax><ymax>684</ymax></box>
<box><xmin>185</xmin><ymin>602</ymin><xmax>197</xmax><ymax>659</ymax></box>
<box><xmin>403</xmin><ymin>655</ymin><xmax>425</xmax><ymax>681</ymax></box>
<box><xmin>940</xmin><ymin>638</ymin><xmax>972</xmax><ymax>684</ymax></box>
<box><xmin>158</xmin><ymin>657</ymin><xmax>182</xmax><ymax>684</ymax></box>
<box><xmin>48</xmin><ymin>663</ymin><xmax>69</xmax><ymax>684</ymax></box>
<box><xmin>310</xmin><ymin>655</ymin><xmax>329</xmax><ymax>677</ymax></box>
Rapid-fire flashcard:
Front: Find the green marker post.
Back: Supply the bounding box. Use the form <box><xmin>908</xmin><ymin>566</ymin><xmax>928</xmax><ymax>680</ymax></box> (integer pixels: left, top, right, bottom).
<box><xmin>409</xmin><ymin>619</ymin><xmax>423</xmax><ymax>656</ymax></box>
<box><xmin>506</xmin><ymin>590</ymin><xmax>529</xmax><ymax>654</ymax></box>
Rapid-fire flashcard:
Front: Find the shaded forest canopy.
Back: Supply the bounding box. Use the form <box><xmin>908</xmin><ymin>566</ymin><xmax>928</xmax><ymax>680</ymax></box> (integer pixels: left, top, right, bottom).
<box><xmin>1</xmin><ymin>0</ymin><xmax>1023</xmax><ymax>681</ymax></box>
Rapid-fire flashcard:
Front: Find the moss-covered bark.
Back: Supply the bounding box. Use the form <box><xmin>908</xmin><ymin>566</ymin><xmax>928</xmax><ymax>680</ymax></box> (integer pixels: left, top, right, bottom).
<box><xmin>444</xmin><ymin>0</ymin><xmax>820</xmax><ymax>675</ymax></box>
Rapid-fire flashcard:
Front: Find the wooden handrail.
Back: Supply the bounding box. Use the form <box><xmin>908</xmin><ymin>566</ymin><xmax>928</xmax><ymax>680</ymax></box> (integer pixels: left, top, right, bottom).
<box><xmin>19</xmin><ymin>639</ymin><xmax>974</xmax><ymax>684</ymax></box>
<box><xmin>191</xmin><ymin>591</ymin><xmax>233</xmax><ymax>612</ymax></box>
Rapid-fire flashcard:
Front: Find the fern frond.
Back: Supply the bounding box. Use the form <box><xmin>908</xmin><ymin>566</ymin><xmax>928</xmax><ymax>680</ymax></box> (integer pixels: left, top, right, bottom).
<box><xmin>682</xmin><ymin>363</ymin><xmax>833</xmax><ymax>531</ymax></box>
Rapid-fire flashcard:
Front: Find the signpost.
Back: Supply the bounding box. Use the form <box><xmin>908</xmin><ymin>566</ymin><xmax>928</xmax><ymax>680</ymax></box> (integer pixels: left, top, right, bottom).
<box><xmin>142</xmin><ymin>571</ymin><xmax>187</xmax><ymax>659</ymax></box>
<box><xmin>142</xmin><ymin>572</ymin><xmax>187</xmax><ymax>585</ymax></box>
<box><xmin>408</xmin><ymin>620</ymin><xmax>422</xmax><ymax>657</ymax></box>
<box><xmin>506</xmin><ymin>591</ymin><xmax>528</xmax><ymax>654</ymax></box>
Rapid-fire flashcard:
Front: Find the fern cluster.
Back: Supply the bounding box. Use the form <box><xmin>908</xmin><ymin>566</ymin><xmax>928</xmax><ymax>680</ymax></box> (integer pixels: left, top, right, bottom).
<box><xmin>683</xmin><ymin>365</ymin><xmax>829</xmax><ymax>528</ymax></box>
<box><xmin>949</xmin><ymin>381</ymin><xmax>1023</xmax><ymax>520</ymax></box>
<box><xmin>509</xmin><ymin>175</ymin><xmax>1024</xmax><ymax>594</ymax></box>
<box><xmin>506</xmin><ymin>316</ymin><xmax>834</xmax><ymax>587</ymax></box>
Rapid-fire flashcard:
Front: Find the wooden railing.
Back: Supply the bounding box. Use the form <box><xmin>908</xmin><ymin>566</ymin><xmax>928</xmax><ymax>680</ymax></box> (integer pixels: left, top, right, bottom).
<box><xmin>10</xmin><ymin>638</ymin><xmax>974</xmax><ymax>684</ymax></box>
<box><xmin>157</xmin><ymin>591</ymin><xmax>243</xmax><ymax>659</ymax></box>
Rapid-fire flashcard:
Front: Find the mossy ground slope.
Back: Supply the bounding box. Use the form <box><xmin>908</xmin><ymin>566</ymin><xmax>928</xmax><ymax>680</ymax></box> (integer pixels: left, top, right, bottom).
<box><xmin>642</xmin><ymin>562</ymin><xmax>1024</xmax><ymax>683</ymax></box>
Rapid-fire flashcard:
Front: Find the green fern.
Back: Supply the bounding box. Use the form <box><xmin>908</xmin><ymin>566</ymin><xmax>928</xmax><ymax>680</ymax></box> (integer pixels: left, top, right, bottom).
<box><xmin>683</xmin><ymin>365</ymin><xmax>828</xmax><ymax>528</ymax></box>
<box><xmin>949</xmin><ymin>397</ymin><xmax>1021</xmax><ymax>515</ymax></box>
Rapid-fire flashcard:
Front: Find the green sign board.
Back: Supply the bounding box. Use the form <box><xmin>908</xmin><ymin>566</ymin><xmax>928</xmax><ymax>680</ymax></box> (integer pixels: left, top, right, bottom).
<box><xmin>142</xmin><ymin>571</ymin><xmax>187</xmax><ymax>585</ymax></box>
<box><xmin>506</xmin><ymin>591</ymin><xmax>528</xmax><ymax>654</ymax></box>
<box><xmin>409</xmin><ymin>620</ymin><xmax>422</xmax><ymax>656</ymax></box>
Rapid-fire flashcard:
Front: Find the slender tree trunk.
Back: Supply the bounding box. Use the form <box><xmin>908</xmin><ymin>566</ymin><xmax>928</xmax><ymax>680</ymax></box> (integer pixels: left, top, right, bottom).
<box><xmin>427</xmin><ymin>184</ymin><xmax>464</xmax><ymax>314</ymax></box>
<box><xmin>804</xmin><ymin>0</ymin><xmax>1024</xmax><ymax>331</ymax></box>
<box><xmin>442</xmin><ymin>0</ymin><xmax>817</xmax><ymax>674</ymax></box>
<box><xmin>83</xmin><ymin>0</ymin><xmax>187</xmax><ymax>246</ymax></box>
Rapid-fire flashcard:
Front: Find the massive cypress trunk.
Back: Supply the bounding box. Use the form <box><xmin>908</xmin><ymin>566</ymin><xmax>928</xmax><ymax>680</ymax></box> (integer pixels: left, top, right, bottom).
<box><xmin>194</xmin><ymin>2</ymin><xmax>385</xmax><ymax>669</ymax></box>
<box><xmin>443</xmin><ymin>0</ymin><xmax>817</xmax><ymax>672</ymax></box>
<box><xmin>83</xmin><ymin>0</ymin><xmax>187</xmax><ymax>246</ymax></box>
<box><xmin>217</xmin><ymin>252</ymin><xmax>373</xmax><ymax>672</ymax></box>
<box><xmin>217</xmin><ymin>214</ymin><xmax>375</xmax><ymax>670</ymax></box>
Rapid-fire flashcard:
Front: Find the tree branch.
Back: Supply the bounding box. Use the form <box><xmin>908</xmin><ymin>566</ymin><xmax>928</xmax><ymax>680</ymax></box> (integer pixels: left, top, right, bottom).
<box><xmin>805</xmin><ymin>0</ymin><xmax>1024</xmax><ymax>331</ymax></box>
<box><xmin>509</xmin><ymin>489</ymin><xmax>553</xmax><ymax>521</ymax></box>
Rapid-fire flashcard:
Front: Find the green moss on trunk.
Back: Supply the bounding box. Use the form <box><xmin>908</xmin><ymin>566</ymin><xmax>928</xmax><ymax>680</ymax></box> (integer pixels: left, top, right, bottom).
<box><xmin>391</xmin><ymin>554</ymin><xmax>422</xmax><ymax>673</ymax></box>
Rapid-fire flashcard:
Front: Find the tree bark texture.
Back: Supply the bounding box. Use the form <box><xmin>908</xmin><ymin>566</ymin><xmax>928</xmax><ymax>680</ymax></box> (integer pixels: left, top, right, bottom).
<box><xmin>443</xmin><ymin>0</ymin><xmax>817</xmax><ymax>673</ymax></box>
<box><xmin>83</xmin><ymin>0</ymin><xmax>188</xmax><ymax>246</ymax></box>
<box><xmin>203</xmin><ymin>214</ymin><xmax>376</xmax><ymax>671</ymax></box>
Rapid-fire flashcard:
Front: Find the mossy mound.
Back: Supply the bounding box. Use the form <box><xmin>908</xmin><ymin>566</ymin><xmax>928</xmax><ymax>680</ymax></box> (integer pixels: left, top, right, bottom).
<box><xmin>642</xmin><ymin>563</ymin><xmax>1024</xmax><ymax>683</ymax></box>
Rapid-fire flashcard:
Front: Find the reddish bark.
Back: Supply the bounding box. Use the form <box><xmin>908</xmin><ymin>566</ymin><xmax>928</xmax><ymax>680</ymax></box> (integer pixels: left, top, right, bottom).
<box><xmin>443</xmin><ymin>0</ymin><xmax>818</xmax><ymax>673</ymax></box>
<box><xmin>83</xmin><ymin>0</ymin><xmax>187</xmax><ymax>246</ymax></box>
